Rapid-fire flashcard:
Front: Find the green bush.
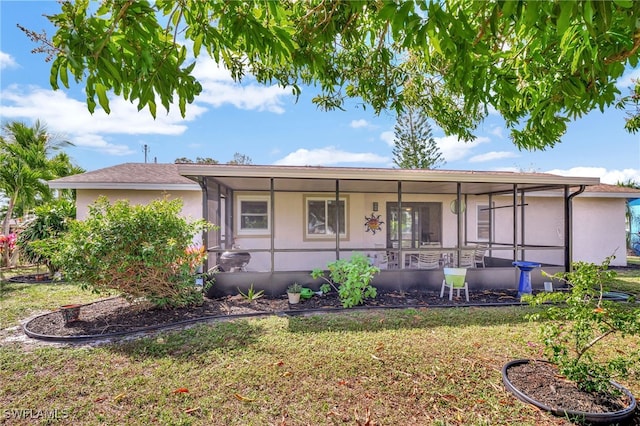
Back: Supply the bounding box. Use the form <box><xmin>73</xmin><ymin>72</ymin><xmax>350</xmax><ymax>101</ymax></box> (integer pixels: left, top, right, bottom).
<box><xmin>48</xmin><ymin>196</ymin><xmax>212</xmax><ymax>308</ymax></box>
<box><xmin>311</xmin><ymin>253</ymin><xmax>379</xmax><ymax>308</ymax></box>
<box><xmin>17</xmin><ymin>199</ymin><xmax>75</xmax><ymax>274</ymax></box>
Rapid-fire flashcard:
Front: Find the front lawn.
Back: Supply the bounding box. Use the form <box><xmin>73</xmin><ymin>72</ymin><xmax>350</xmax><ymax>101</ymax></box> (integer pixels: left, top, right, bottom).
<box><xmin>1</xmin><ymin>270</ymin><xmax>639</xmax><ymax>425</ymax></box>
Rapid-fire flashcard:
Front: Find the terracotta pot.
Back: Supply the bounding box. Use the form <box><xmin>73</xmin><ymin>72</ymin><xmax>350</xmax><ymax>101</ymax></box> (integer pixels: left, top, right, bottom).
<box><xmin>60</xmin><ymin>304</ymin><xmax>82</xmax><ymax>325</ymax></box>
<box><xmin>287</xmin><ymin>292</ymin><xmax>301</xmax><ymax>304</ymax></box>
<box><xmin>502</xmin><ymin>359</ymin><xmax>637</xmax><ymax>425</ymax></box>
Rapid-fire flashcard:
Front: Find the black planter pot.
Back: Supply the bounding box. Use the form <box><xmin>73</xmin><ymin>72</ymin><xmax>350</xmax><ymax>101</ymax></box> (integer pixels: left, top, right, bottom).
<box><xmin>502</xmin><ymin>359</ymin><xmax>637</xmax><ymax>425</ymax></box>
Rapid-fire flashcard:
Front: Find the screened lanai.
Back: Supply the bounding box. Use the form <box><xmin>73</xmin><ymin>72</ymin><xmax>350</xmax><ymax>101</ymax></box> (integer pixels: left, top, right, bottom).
<box><xmin>178</xmin><ymin>164</ymin><xmax>600</xmax><ymax>295</ymax></box>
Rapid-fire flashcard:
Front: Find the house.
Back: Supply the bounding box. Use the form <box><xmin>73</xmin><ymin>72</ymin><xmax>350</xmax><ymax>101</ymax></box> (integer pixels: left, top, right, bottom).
<box><xmin>49</xmin><ymin>163</ymin><xmax>640</xmax><ymax>296</ymax></box>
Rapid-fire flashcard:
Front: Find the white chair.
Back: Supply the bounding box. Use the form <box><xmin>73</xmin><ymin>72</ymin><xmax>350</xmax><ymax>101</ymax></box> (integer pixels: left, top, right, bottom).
<box><xmin>384</xmin><ymin>251</ymin><xmax>399</xmax><ymax>269</ymax></box>
<box><xmin>474</xmin><ymin>244</ymin><xmax>487</xmax><ymax>268</ymax></box>
<box><xmin>441</xmin><ymin>267</ymin><xmax>469</xmax><ymax>301</ymax></box>
<box><xmin>416</xmin><ymin>252</ymin><xmax>441</xmax><ymax>269</ymax></box>
<box><xmin>452</xmin><ymin>250</ymin><xmax>475</xmax><ymax>268</ymax></box>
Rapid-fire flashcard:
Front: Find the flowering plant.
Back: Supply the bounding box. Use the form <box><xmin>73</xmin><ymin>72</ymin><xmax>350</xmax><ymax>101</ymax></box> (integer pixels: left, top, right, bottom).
<box><xmin>183</xmin><ymin>244</ymin><xmax>207</xmax><ymax>273</ymax></box>
<box><xmin>0</xmin><ymin>233</ymin><xmax>17</xmax><ymax>254</ymax></box>
<box><xmin>0</xmin><ymin>233</ymin><xmax>17</xmax><ymax>267</ymax></box>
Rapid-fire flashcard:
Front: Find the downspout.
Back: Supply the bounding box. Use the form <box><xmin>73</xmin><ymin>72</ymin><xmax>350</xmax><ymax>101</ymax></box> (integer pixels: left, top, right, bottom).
<box><xmin>565</xmin><ymin>185</ymin><xmax>586</xmax><ymax>272</ymax></box>
<box><xmin>456</xmin><ymin>183</ymin><xmax>463</xmax><ymax>266</ymax></box>
<box><xmin>270</xmin><ymin>178</ymin><xmax>275</xmax><ymax>273</ymax></box>
<box><xmin>196</xmin><ymin>177</ymin><xmax>209</xmax><ymax>270</ymax></box>
<box><xmin>520</xmin><ymin>188</ymin><xmax>526</xmax><ymax>260</ymax></box>
<box><xmin>397</xmin><ymin>181</ymin><xmax>403</xmax><ymax>268</ymax></box>
<box><xmin>335</xmin><ymin>179</ymin><xmax>340</xmax><ymax>260</ymax></box>
<box><xmin>513</xmin><ymin>184</ymin><xmax>518</xmax><ymax>261</ymax></box>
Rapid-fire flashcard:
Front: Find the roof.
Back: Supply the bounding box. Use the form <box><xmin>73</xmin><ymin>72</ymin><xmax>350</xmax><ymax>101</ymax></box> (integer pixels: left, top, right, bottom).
<box><xmin>49</xmin><ymin>163</ymin><xmax>636</xmax><ymax>198</ymax></box>
<box><xmin>47</xmin><ymin>163</ymin><xmax>201</xmax><ymax>191</ymax></box>
<box><xmin>177</xmin><ymin>163</ymin><xmax>601</xmax><ymax>195</ymax></box>
<box><xmin>579</xmin><ymin>184</ymin><xmax>640</xmax><ymax>199</ymax></box>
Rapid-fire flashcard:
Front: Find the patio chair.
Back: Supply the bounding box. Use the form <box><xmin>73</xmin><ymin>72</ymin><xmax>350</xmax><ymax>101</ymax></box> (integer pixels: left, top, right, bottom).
<box><xmin>441</xmin><ymin>267</ymin><xmax>469</xmax><ymax>301</ymax></box>
<box><xmin>416</xmin><ymin>251</ymin><xmax>441</xmax><ymax>269</ymax></box>
<box><xmin>452</xmin><ymin>249</ymin><xmax>475</xmax><ymax>268</ymax></box>
<box><xmin>474</xmin><ymin>244</ymin><xmax>487</xmax><ymax>268</ymax></box>
<box><xmin>384</xmin><ymin>251</ymin><xmax>399</xmax><ymax>269</ymax></box>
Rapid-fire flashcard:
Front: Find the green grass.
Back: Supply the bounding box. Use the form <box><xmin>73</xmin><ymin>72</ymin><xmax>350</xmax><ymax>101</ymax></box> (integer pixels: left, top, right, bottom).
<box><xmin>1</xmin><ymin>269</ymin><xmax>639</xmax><ymax>425</ymax></box>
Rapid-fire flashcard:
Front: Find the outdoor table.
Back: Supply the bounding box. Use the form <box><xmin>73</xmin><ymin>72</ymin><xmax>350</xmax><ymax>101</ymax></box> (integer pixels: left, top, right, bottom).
<box><xmin>512</xmin><ymin>261</ymin><xmax>541</xmax><ymax>298</ymax></box>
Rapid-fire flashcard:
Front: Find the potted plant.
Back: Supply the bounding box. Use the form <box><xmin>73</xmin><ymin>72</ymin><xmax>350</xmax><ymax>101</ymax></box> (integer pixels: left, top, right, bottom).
<box><xmin>287</xmin><ymin>282</ymin><xmax>302</xmax><ymax>304</ymax></box>
<box><xmin>502</xmin><ymin>256</ymin><xmax>639</xmax><ymax>423</ymax></box>
<box><xmin>60</xmin><ymin>304</ymin><xmax>82</xmax><ymax>325</ymax></box>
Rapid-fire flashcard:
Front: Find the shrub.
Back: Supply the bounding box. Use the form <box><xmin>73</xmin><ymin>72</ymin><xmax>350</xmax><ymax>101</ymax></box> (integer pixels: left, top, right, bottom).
<box><xmin>48</xmin><ymin>196</ymin><xmax>212</xmax><ymax>308</ymax></box>
<box><xmin>311</xmin><ymin>253</ymin><xmax>379</xmax><ymax>308</ymax></box>
<box><xmin>526</xmin><ymin>256</ymin><xmax>640</xmax><ymax>393</ymax></box>
<box><xmin>17</xmin><ymin>199</ymin><xmax>75</xmax><ymax>274</ymax></box>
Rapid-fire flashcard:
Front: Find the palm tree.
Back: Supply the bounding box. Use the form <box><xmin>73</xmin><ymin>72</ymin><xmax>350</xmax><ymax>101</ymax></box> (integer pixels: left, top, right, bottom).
<box><xmin>0</xmin><ymin>120</ymin><xmax>74</xmax><ymax>237</ymax></box>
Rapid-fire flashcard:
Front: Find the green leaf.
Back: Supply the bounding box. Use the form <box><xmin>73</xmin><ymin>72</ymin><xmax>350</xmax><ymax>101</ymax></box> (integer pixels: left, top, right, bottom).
<box><xmin>100</xmin><ymin>57</ymin><xmax>122</xmax><ymax>84</ymax></box>
<box><xmin>612</xmin><ymin>0</ymin><xmax>634</xmax><ymax>8</ymax></box>
<box><xmin>501</xmin><ymin>0</ymin><xmax>517</xmax><ymax>18</ymax></box>
<box><xmin>95</xmin><ymin>83</ymin><xmax>110</xmax><ymax>114</ymax></box>
<box><xmin>557</xmin><ymin>2</ymin><xmax>573</xmax><ymax>35</ymax></box>
<box><xmin>377</xmin><ymin>1</ymin><xmax>398</xmax><ymax>21</ymax></box>
<box><xmin>582</xmin><ymin>0</ymin><xmax>593</xmax><ymax>26</ymax></box>
<box><xmin>193</xmin><ymin>33</ymin><xmax>203</xmax><ymax>57</ymax></box>
<box><xmin>49</xmin><ymin>58</ymin><xmax>61</xmax><ymax>90</ymax></box>
<box><xmin>59</xmin><ymin>60</ymin><xmax>69</xmax><ymax>88</ymax></box>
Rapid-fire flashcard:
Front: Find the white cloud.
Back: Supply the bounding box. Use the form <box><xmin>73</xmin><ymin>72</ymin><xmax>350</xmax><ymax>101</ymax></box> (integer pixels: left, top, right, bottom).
<box><xmin>350</xmin><ymin>119</ymin><xmax>370</xmax><ymax>129</ymax></box>
<box><xmin>0</xmin><ymin>51</ymin><xmax>17</xmax><ymax>69</ymax></box>
<box><xmin>436</xmin><ymin>135</ymin><xmax>490</xmax><ymax>162</ymax></box>
<box><xmin>273</xmin><ymin>146</ymin><xmax>389</xmax><ymax>166</ymax></box>
<box><xmin>545</xmin><ymin>166</ymin><xmax>640</xmax><ymax>185</ymax></box>
<box><xmin>488</xmin><ymin>126</ymin><xmax>504</xmax><ymax>138</ymax></box>
<box><xmin>468</xmin><ymin>151</ymin><xmax>519</xmax><ymax>163</ymax></box>
<box><xmin>617</xmin><ymin>69</ymin><xmax>640</xmax><ymax>89</ymax></box>
<box><xmin>0</xmin><ymin>84</ymin><xmax>206</xmax><ymax>155</ymax></box>
<box><xmin>72</xmin><ymin>134</ymin><xmax>134</xmax><ymax>156</ymax></box>
<box><xmin>380</xmin><ymin>130</ymin><xmax>394</xmax><ymax>146</ymax></box>
<box><xmin>193</xmin><ymin>57</ymin><xmax>290</xmax><ymax>114</ymax></box>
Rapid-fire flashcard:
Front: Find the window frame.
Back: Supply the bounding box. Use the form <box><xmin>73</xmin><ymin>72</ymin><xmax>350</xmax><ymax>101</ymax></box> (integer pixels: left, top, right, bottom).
<box><xmin>303</xmin><ymin>195</ymin><xmax>349</xmax><ymax>240</ymax></box>
<box><xmin>476</xmin><ymin>203</ymin><xmax>493</xmax><ymax>242</ymax></box>
<box><xmin>236</xmin><ymin>195</ymin><xmax>270</xmax><ymax>236</ymax></box>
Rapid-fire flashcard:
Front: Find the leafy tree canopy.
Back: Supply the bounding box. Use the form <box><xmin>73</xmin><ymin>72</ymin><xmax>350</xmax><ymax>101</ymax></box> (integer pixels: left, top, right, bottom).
<box><xmin>24</xmin><ymin>0</ymin><xmax>640</xmax><ymax>150</ymax></box>
<box><xmin>174</xmin><ymin>154</ymin><xmax>251</xmax><ymax>164</ymax></box>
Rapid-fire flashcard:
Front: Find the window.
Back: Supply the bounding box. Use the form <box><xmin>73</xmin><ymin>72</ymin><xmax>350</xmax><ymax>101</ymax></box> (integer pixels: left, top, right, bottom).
<box><xmin>305</xmin><ymin>196</ymin><xmax>347</xmax><ymax>238</ymax></box>
<box><xmin>477</xmin><ymin>204</ymin><xmax>493</xmax><ymax>241</ymax></box>
<box><xmin>237</xmin><ymin>196</ymin><xmax>270</xmax><ymax>235</ymax></box>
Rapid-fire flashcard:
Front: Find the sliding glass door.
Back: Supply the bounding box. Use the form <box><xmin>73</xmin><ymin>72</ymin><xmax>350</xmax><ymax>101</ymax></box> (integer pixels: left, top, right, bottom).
<box><xmin>387</xmin><ymin>202</ymin><xmax>442</xmax><ymax>248</ymax></box>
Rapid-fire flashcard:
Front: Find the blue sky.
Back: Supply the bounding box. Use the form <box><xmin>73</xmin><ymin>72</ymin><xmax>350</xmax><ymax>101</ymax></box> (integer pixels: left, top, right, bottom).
<box><xmin>1</xmin><ymin>1</ymin><xmax>639</xmax><ymax>184</ymax></box>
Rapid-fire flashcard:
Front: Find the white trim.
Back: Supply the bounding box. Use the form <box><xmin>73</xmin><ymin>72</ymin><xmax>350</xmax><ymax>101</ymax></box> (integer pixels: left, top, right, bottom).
<box><xmin>237</xmin><ymin>195</ymin><xmax>271</xmax><ymax>236</ymax></box>
<box><xmin>304</xmin><ymin>195</ymin><xmax>348</xmax><ymax>239</ymax></box>
<box><xmin>47</xmin><ymin>182</ymin><xmax>200</xmax><ymax>191</ymax></box>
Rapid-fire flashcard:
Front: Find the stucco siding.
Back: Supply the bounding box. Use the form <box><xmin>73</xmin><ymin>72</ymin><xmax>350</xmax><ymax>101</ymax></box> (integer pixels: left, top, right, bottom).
<box><xmin>572</xmin><ymin>197</ymin><xmax>627</xmax><ymax>266</ymax></box>
<box><xmin>76</xmin><ymin>189</ymin><xmax>202</xmax><ymax>220</ymax></box>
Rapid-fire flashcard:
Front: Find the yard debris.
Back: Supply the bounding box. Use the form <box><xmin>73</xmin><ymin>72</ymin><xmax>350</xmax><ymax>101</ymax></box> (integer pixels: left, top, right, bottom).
<box><xmin>173</xmin><ymin>388</ymin><xmax>189</xmax><ymax>393</ymax></box>
<box><xmin>234</xmin><ymin>393</ymin><xmax>255</xmax><ymax>402</ymax></box>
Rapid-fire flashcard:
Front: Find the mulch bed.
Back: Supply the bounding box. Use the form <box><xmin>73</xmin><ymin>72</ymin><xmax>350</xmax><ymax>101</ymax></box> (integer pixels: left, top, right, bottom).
<box><xmin>506</xmin><ymin>361</ymin><xmax>635</xmax><ymax>420</ymax></box>
<box><xmin>25</xmin><ymin>288</ymin><xmax>522</xmax><ymax>338</ymax></box>
<box><xmin>8</xmin><ymin>273</ymin><xmax>53</xmax><ymax>284</ymax></box>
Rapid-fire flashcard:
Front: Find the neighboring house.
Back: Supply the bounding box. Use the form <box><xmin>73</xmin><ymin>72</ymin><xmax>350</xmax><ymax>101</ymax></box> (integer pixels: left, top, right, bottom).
<box><xmin>48</xmin><ymin>163</ymin><xmax>202</xmax><ymax>220</ymax></box>
<box><xmin>49</xmin><ymin>163</ymin><xmax>640</xmax><ymax>295</ymax></box>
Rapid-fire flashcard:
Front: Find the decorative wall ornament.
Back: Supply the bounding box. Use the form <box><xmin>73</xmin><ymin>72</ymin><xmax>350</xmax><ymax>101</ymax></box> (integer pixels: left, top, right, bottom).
<box><xmin>364</xmin><ymin>213</ymin><xmax>384</xmax><ymax>235</ymax></box>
